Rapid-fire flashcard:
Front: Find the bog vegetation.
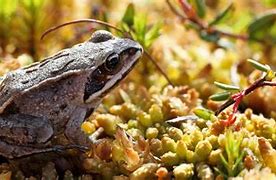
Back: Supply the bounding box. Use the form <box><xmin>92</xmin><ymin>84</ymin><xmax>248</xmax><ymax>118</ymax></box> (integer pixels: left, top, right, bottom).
<box><xmin>0</xmin><ymin>0</ymin><xmax>276</xmax><ymax>179</ymax></box>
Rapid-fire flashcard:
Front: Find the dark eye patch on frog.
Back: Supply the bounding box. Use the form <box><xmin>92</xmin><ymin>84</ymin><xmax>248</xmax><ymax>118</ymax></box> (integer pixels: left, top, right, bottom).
<box><xmin>83</xmin><ymin>47</ymin><xmax>140</xmax><ymax>101</ymax></box>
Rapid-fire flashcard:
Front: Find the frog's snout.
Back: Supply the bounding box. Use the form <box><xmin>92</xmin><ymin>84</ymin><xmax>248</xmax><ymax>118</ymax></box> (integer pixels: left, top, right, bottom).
<box><xmin>129</xmin><ymin>45</ymin><xmax>143</xmax><ymax>56</ymax></box>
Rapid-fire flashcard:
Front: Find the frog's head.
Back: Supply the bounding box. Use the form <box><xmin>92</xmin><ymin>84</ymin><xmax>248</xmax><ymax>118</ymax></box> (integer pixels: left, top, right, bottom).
<box><xmin>84</xmin><ymin>30</ymin><xmax>143</xmax><ymax>103</ymax></box>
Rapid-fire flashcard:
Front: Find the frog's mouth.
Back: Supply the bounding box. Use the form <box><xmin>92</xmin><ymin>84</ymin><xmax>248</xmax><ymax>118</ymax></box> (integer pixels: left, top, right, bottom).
<box><xmin>84</xmin><ymin>47</ymin><xmax>142</xmax><ymax>103</ymax></box>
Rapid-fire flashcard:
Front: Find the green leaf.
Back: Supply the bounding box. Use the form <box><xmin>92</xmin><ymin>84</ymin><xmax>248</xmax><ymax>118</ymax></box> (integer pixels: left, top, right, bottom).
<box><xmin>145</xmin><ymin>22</ymin><xmax>162</xmax><ymax>48</ymax></box>
<box><xmin>233</xmin><ymin>151</ymin><xmax>245</xmax><ymax>176</ymax></box>
<box><xmin>133</xmin><ymin>13</ymin><xmax>147</xmax><ymax>45</ymax></box>
<box><xmin>248</xmin><ymin>10</ymin><xmax>276</xmax><ymax>41</ymax></box>
<box><xmin>219</xmin><ymin>153</ymin><xmax>230</xmax><ymax>170</ymax></box>
<box><xmin>195</xmin><ymin>0</ymin><xmax>206</xmax><ymax>18</ymax></box>
<box><xmin>209</xmin><ymin>91</ymin><xmax>231</xmax><ymax>101</ymax></box>
<box><xmin>209</xmin><ymin>3</ymin><xmax>234</xmax><ymax>26</ymax></box>
<box><xmin>214</xmin><ymin>81</ymin><xmax>240</xmax><ymax>91</ymax></box>
<box><xmin>193</xmin><ymin>108</ymin><xmax>213</xmax><ymax>120</ymax></box>
<box><xmin>122</xmin><ymin>3</ymin><xmax>135</xmax><ymax>27</ymax></box>
<box><xmin>247</xmin><ymin>59</ymin><xmax>270</xmax><ymax>72</ymax></box>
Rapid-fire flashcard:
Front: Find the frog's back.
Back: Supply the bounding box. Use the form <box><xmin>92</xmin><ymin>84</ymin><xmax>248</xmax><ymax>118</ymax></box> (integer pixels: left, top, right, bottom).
<box><xmin>0</xmin><ymin>43</ymin><xmax>99</xmax><ymax>113</ymax></box>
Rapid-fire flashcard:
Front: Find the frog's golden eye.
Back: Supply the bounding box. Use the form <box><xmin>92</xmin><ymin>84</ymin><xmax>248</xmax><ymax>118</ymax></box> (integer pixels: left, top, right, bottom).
<box><xmin>105</xmin><ymin>54</ymin><xmax>120</xmax><ymax>72</ymax></box>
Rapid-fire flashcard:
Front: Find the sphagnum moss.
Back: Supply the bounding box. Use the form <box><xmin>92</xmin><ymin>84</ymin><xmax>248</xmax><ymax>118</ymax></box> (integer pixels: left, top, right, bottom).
<box><xmin>173</xmin><ymin>163</ymin><xmax>194</xmax><ymax>180</ymax></box>
<box><xmin>161</xmin><ymin>136</ymin><xmax>177</xmax><ymax>153</ymax></box>
<box><xmin>79</xmin><ymin>85</ymin><xmax>276</xmax><ymax>179</ymax></box>
<box><xmin>161</xmin><ymin>152</ymin><xmax>179</xmax><ymax>166</ymax></box>
<box><xmin>194</xmin><ymin>140</ymin><xmax>212</xmax><ymax>161</ymax></box>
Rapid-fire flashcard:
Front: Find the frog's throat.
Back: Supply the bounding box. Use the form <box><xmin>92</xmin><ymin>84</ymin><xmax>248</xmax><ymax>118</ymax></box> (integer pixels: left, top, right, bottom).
<box><xmin>84</xmin><ymin>50</ymin><xmax>142</xmax><ymax>104</ymax></box>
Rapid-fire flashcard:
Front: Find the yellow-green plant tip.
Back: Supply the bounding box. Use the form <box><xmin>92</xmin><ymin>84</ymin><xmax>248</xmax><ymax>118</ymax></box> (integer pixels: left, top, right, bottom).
<box><xmin>265</xmin><ymin>70</ymin><xmax>275</xmax><ymax>81</ymax></box>
<box><xmin>130</xmin><ymin>163</ymin><xmax>160</xmax><ymax>180</ymax></box>
<box><xmin>173</xmin><ymin>163</ymin><xmax>194</xmax><ymax>179</ymax></box>
<box><xmin>214</xmin><ymin>81</ymin><xmax>240</xmax><ymax>91</ymax></box>
<box><xmin>81</xmin><ymin>121</ymin><xmax>96</xmax><ymax>134</ymax></box>
<box><xmin>161</xmin><ymin>152</ymin><xmax>179</xmax><ymax>166</ymax></box>
<box><xmin>96</xmin><ymin>114</ymin><xmax>120</xmax><ymax>135</ymax></box>
<box><xmin>168</xmin><ymin>127</ymin><xmax>183</xmax><ymax>141</ymax></box>
<box><xmin>193</xmin><ymin>108</ymin><xmax>213</xmax><ymax>120</ymax></box>
<box><xmin>161</xmin><ymin>137</ymin><xmax>177</xmax><ymax>153</ymax></box>
<box><xmin>209</xmin><ymin>91</ymin><xmax>231</xmax><ymax>101</ymax></box>
<box><xmin>247</xmin><ymin>59</ymin><xmax>270</xmax><ymax>72</ymax></box>
<box><xmin>176</xmin><ymin>140</ymin><xmax>187</xmax><ymax>159</ymax></box>
<box><xmin>149</xmin><ymin>104</ymin><xmax>164</xmax><ymax>123</ymax></box>
<box><xmin>137</xmin><ymin>112</ymin><xmax>153</xmax><ymax>127</ymax></box>
<box><xmin>195</xmin><ymin>140</ymin><xmax>212</xmax><ymax>161</ymax></box>
<box><xmin>190</xmin><ymin>130</ymin><xmax>204</xmax><ymax>147</ymax></box>
<box><xmin>146</xmin><ymin>127</ymin><xmax>159</xmax><ymax>139</ymax></box>
<box><xmin>128</xmin><ymin>119</ymin><xmax>138</xmax><ymax>129</ymax></box>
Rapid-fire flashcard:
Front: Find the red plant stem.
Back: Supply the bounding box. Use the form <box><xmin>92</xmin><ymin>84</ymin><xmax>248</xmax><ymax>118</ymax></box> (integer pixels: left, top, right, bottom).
<box><xmin>166</xmin><ymin>0</ymin><xmax>187</xmax><ymax>21</ymax></box>
<box><xmin>216</xmin><ymin>30</ymin><xmax>249</xmax><ymax>41</ymax></box>
<box><xmin>178</xmin><ymin>0</ymin><xmax>192</xmax><ymax>14</ymax></box>
<box><xmin>178</xmin><ymin>0</ymin><xmax>206</xmax><ymax>27</ymax></box>
<box><xmin>215</xmin><ymin>77</ymin><xmax>276</xmax><ymax>115</ymax></box>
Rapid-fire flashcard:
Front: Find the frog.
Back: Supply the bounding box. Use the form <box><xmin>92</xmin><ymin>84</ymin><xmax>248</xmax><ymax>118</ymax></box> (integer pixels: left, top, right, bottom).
<box><xmin>0</xmin><ymin>30</ymin><xmax>142</xmax><ymax>159</ymax></box>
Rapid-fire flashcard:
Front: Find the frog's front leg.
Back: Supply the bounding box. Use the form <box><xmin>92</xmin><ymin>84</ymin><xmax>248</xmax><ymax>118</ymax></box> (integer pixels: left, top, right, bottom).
<box><xmin>0</xmin><ymin>113</ymin><xmax>54</xmax><ymax>158</ymax></box>
<box><xmin>65</xmin><ymin>107</ymin><xmax>91</xmax><ymax>145</ymax></box>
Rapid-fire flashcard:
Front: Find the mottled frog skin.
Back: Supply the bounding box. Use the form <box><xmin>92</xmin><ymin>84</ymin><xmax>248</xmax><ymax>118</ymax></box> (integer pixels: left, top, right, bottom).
<box><xmin>0</xmin><ymin>30</ymin><xmax>142</xmax><ymax>158</ymax></box>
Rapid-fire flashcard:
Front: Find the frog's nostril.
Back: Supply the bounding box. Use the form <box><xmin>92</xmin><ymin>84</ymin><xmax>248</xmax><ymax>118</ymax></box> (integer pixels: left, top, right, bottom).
<box><xmin>128</xmin><ymin>47</ymin><xmax>143</xmax><ymax>55</ymax></box>
<box><xmin>128</xmin><ymin>48</ymin><xmax>138</xmax><ymax>55</ymax></box>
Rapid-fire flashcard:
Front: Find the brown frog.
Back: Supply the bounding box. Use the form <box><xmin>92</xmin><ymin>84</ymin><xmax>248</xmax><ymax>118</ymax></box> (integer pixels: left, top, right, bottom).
<box><xmin>0</xmin><ymin>30</ymin><xmax>142</xmax><ymax>158</ymax></box>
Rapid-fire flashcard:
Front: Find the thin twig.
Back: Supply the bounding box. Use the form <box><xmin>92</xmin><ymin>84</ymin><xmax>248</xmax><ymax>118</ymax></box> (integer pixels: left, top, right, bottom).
<box><xmin>262</xmin><ymin>81</ymin><xmax>276</xmax><ymax>86</ymax></box>
<box><xmin>41</xmin><ymin>19</ymin><xmax>124</xmax><ymax>40</ymax></box>
<box><xmin>144</xmin><ymin>51</ymin><xmax>175</xmax><ymax>86</ymax></box>
<box><xmin>215</xmin><ymin>98</ymin><xmax>235</xmax><ymax>116</ymax></box>
<box><xmin>214</xmin><ymin>29</ymin><xmax>249</xmax><ymax>41</ymax></box>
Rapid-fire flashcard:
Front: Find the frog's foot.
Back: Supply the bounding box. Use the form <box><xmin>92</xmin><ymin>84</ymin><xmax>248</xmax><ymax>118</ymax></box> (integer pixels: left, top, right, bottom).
<box><xmin>51</xmin><ymin>144</ymin><xmax>89</xmax><ymax>153</ymax></box>
<box><xmin>0</xmin><ymin>140</ymin><xmax>89</xmax><ymax>159</ymax></box>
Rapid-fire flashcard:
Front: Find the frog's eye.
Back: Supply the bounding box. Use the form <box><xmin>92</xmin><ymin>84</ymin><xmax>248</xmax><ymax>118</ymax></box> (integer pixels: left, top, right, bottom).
<box><xmin>104</xmin><ymin>54</ymin><xmax>120</xmax><ymax>72</ymax></box>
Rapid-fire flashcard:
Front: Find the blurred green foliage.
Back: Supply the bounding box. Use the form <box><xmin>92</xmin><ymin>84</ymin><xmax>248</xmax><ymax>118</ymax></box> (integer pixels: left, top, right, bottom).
<box><xmin>121</xmin><ymin>3</ymin><xmax>162</xmax><ymax>49</ymax></box>
<box><xmin>0</xmin><ymin>0</ymin><xmax>18</xmax><ymax>52</ymax></box>
<box><xmin>248</xmin><ymin>10</ymin><xmax>276</xmax><ymax>44</ymax></box>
